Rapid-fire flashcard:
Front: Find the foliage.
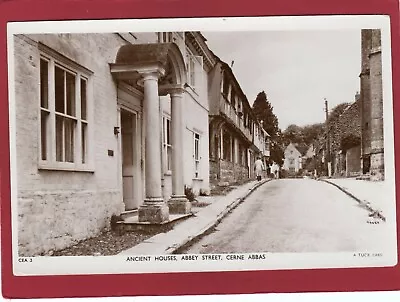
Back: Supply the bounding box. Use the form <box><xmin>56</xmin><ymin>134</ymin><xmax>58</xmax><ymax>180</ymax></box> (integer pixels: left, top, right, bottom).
<box><xmin>184</xmin><ymin>185</ymin><xmax>196</xmax><ymax>202</ymax></box>
<box><xmin>110</xmin><ymin>214</ymin><xmax>123</xmax><ymax>232</ymax></box>
<box><xmin>295</xmin><ymin>169</ymin><xmax>304</xmax><ymax>177</ymax></box>
<box><xmin>301</xmin><ymin>123</ymin><xmax>325</xmax><ymax>145</ymax></box>
<box><xmin>269</xmin><ymin>141</ymin><xmax>284</xmax><ymax>166</ymax></box>
<box><xmin>252</xmin><ymin>91</ymin><xmax>284</xmax><ymax>166</ymax></box>
<box><xmin>282</xmin><ymin>123</ymin><xmax>325</xmax><ymax>147</ymax></box>
<box><xmin>328</xmin><ymin>102</ymin><xmax>351</xmax><ymax>124</ymax></box>
<box><xmin>252</xmin><ymin>91</ymin><xmax>279</xmax><ymax>137</ymax></box>
<box><xmin>303</xmin><ymin>157</ymin><xmax>315</xmax><ymax>171</ymax></box>
<box><xmin>279</xmin><ymin>169</ymin><xmax>288</xmax><ymax>179</ymax></box>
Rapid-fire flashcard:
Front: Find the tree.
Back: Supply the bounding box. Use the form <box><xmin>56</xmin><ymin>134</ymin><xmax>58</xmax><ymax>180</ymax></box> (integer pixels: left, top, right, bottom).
<box><xmin>328</xmin><ymin>102</ymin><xmax>351</xmax><ymax>124</ymax></box>
<box><xmin>252</xmin><ymin>91</ymin><xmax>283</xmax><ymax>165</ymax></box>
<box><xmin>282</xmin><ymin>124</ymin><xmax>304</xmax><ymax>146</ymax></box>
<box><xmin>281</xmin><ymin>122</ymin><xmax>325</xmax><ymax>149</ymax></box>
<box><xmin>301</xmin><ymin>123</ymin><xmax>325</xmax><ymax>145</ymax></box>
<box><xmin>252</xmin><ymin>91</ymin><xmax>279</xmax><ymax>137</ymax></box>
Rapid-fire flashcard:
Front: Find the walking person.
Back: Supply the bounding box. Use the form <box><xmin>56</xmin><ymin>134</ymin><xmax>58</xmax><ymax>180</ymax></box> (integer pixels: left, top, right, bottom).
<box><xmin>254</xmin><ymin>157</ymin><xmax>265</xmax><ymax>181</ymax></box>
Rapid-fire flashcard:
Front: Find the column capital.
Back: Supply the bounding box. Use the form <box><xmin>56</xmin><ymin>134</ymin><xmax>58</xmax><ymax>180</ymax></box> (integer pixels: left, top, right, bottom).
<box><xmin>168</xmin><ymin>86</ymin><xmax>186</xmax><ymax>97</ymax></box>
<box><xmin>137</xmin><ymin>68</ymin><xmax>165</xmax><ymax>86</ymax></box>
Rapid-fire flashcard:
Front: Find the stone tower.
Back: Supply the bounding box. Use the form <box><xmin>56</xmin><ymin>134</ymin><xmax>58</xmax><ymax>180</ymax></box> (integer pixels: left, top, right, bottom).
<box><xmin>360</xmin><ymin>29</ymin><xmax>372</xmax><ymax>175</ymax></box>
<box><xmin>359</xmin><ymin>29</ymin><xmax>384</xmax><ymax>180</ymax></box>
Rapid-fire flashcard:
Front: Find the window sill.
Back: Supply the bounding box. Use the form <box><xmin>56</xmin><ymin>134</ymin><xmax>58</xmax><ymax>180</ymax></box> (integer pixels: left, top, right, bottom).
<box><xmin>192</xmin><ymin>178</ymin><xmax>203</xmax><ymax>181</ymax></box>
<box><xmin>164</xmin><ymin>171</ymin><xmax>172</xmax><ymax>176</ymax></box>
<box><xmin>38</xmin><ymin>162</ymin><xmax>95</xmax><ymax>173</ymax></box>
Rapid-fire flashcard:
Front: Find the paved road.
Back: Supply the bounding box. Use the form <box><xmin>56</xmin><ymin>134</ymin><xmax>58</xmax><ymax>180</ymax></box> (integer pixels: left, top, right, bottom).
<box><xmin>184</xmin><ymin>179</ymin><xmax>388</xmax><ymax>253</ymax></box>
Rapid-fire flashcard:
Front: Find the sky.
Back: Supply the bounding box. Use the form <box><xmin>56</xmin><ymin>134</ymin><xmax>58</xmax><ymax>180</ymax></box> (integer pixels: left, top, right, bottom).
<box><xmin>202</xmin><ymin>30</ymin><xmax>361</xmax><ymax>130</ymax></box>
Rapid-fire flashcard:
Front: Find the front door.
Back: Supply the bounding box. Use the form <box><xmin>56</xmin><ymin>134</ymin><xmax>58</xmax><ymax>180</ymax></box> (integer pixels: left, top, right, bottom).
<box><xmin>121</xmin><ymin>109</ymin><xmax>140</xmax><ymax>210</ymax></box>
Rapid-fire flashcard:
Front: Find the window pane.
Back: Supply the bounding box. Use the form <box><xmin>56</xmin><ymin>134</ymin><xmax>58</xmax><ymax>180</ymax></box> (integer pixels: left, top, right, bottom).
<box><xmin>81</xmin><ymin>78</ymin><xmax>87</xmax><ymax>120</ymax></box>
<box><xmin>167</xmin><ymin>146</ymin><xmax>172</xmax><ymax>171</ymax></box>
<box><xmin>55</xmin><ymin>66</ymin><xmax>65</xmax><ymax>113</ymax></box>
<box><xmin>82</xmin><ymin>122</ymin><xmax>87</xmax><ymax>164</ymax></box>
<box><xmin>66</xmin><ymin>72</ymin><xmax>76</xmax><ymax>116</ymax></box>
<box><xmin>56</xmin><ymin>115</ymin><xmax>63</xmax><ymax>162</ymax></box>
<box><xmin>162</xmin><ymin>117</ymin><xmax>166</xmax><ymax>143</ymax></box>
<box><xmin>40</xmin><ymin>59</ymin><xmax>48</xmax><ymax>108</ymax></box>
<box><xmin>166</xmin><ymin>119</ymin><xmax>171</xmax><ymax>144</ymax></box>
<box><xmin>194</xmin><ymin>138</ymin><xmax>199</xmax><ymax>160</ymax></box>
<box><xmin>64</xmin><ymin>118</ymin><xmax>75</xmax><ymax>163</ymax></box>
<box><xmin>40</xmin><ymin>110</ymin><xmax>49</xmax><ymax>160</ymax></box>
<box><xmin>223</xmin><ymin>73</ymin><xmax>230</xmax><ymax>96</ymax></box>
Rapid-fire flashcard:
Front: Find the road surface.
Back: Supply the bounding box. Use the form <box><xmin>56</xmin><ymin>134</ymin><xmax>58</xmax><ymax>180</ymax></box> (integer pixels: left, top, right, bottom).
<box><xmin>184</xmin><ymin>179</ymin><xmax>388</xmax><ymax>253</ymax></box>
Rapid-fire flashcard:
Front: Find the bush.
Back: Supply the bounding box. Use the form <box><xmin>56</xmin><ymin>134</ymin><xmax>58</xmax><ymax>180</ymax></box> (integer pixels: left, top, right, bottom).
<box><xmin>199</xmin><ymin>188</ymin><xmax>210</xmax><ymax>196</ymax></box>
<box><xmin>296</xmin><ymin>169</ymin><xmax>304</xmax><ymax>178</ymax></box>
<box><xmin>110</xmin><ymin>214</ymin><xmax>123</xmax><ymax>232</ymax></box>
<box><xmin>280</xmin><ymin>169</ymin><xmax>288</xmax><ymax>179</ymax></box>
<box><xmin>184</xmin><ymin>185</ymin><xmax>196</xmax><ymax>202</ymax></box>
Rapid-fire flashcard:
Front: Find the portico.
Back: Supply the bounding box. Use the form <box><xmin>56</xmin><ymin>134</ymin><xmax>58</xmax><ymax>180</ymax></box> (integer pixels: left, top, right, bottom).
<box><xmin>110</xmin><ymin>43</ymin><xmax>191</xmax><ymax>224</ymax></box>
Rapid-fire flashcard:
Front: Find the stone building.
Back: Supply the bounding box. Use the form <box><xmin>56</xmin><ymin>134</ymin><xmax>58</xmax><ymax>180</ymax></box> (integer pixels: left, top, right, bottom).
<box><xmin>12</xmin><ymin>31</ymin><xmax>214</xmax><ymax>256</ymax></box>
<box><xmin>359</xmin><ymin>29</ymin><xmax>385</xmax><ymax>180</ymax></box>
<box><xmin>253</xmin><ymin>122</ymin><xmax>271</xmax><ymax>174</ymax></box>
<box><xmin>282</xmin><ymin>143</ymin><xmax>306</xmax><ymax>175</ymax></box>
<box><xmin>329</xmin><ymin>96</ymin><xmax>362</xmax><ymax>177</ymax></box>
<box><xmin>208</xmin><ymin>58</ymin><xmax>267</xmax><ymax>186</ymax></box>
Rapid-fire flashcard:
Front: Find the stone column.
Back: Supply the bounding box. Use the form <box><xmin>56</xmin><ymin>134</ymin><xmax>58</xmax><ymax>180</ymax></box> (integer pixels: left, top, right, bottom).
<box><xmin>138</xmin><ymin>72</ymin><xmax>169</xmax><ymax>223</ymax></box>
<box><xmin>369</xmin><ymin>29</ymin><xmax>384</xmax><ymax>181</ymax></box>
<box><xmin>168</xmin><ymin>89</ymin><xmax>191</xmax><ymax>214</ymax></box>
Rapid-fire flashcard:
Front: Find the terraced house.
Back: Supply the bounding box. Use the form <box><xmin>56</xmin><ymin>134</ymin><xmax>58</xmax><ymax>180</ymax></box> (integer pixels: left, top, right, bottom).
<box><xmin>13</xmin><ymin>31</ymin><xmax>215</xmax><ymax>256</ymax></box>
<box><xmin>208</xmin><ymin>58</ymin><xmax>269</xmax><ymax>186</ymax></box>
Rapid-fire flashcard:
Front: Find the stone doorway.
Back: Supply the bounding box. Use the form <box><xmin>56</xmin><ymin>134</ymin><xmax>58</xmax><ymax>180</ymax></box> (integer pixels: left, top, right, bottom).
<box><xmin>121</xmin><ymin>109</ymin><xmax>141</xmax><ymax>210</ymax></box>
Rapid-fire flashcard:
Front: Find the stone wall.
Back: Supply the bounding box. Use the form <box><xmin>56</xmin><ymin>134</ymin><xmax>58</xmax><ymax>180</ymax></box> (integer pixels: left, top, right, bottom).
<box><xmin>18</xmin><ymin>190</ymin><xmax>122</xmax><ymax>256</ymax></box>
<box><xmin>346</xmin><ymin>145</ymin><xmax>361</xmax><ymax>177</ymax></box>
<box><xmin>209</xmin><ymin>159</ymin><xmax>219</xmax><ymax>186</ymax></box>
<box><xmin>328</xmin><ymin>98</ymin><xmax>361</xmax><ymax>176</ymax></box>
<box><xmin>211</xmin><ymin>159</ymin><xmax>249</xmax><ymax>185</ymax></box>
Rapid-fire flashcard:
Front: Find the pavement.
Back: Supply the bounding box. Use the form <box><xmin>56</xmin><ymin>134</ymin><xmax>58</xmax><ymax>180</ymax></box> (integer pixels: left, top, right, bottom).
<box><xmin>320</xmin><ymin>177</ymin><xmax>394</xmax><ymax>221</ymax></box>
<box><xmin>119</xmin><ymin>178</ymin><xmax>272</xmax><ymax>255</ymax></box>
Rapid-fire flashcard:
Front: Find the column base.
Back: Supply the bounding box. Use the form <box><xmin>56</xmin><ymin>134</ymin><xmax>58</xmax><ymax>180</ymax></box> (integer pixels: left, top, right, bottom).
<box><xmin>168</xmin><ymin>195</ymin><xmax>191</xmax><ymax>214</ymax></box>
<box><xmin>138</xmin><ymin>199</ymin><xmax>169</xmax><ymax>224</ymax></box>
<box><xmin>370</xmin><ymin>152</ymin><xmax>385</xmax><ymax>181</ymax></box>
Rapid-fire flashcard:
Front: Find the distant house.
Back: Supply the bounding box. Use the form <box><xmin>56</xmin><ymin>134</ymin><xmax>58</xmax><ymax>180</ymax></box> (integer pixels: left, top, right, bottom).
<box><xmin>282</xmin><ymin>142</ymin><xmax>314</xmax><ymax>175</ymax></box>
<box><xmin>283</xmin><ymin>143</ymin><xmax>303</xmax><ymax>174</ymax></box>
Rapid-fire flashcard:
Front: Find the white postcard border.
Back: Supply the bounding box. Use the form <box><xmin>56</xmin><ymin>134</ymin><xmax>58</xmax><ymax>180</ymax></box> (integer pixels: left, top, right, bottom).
<box><xmin>7</xmin><ymin>15</ymin><xmax>398</xmax><ymax>276</ymax></box>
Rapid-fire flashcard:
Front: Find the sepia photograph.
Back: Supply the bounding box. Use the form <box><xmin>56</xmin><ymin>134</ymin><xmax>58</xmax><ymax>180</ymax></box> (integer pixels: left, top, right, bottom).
<box><xmin>7</xmin><ymin>15</ymin><xmax>397</xmax><ymax>276</ymax></box>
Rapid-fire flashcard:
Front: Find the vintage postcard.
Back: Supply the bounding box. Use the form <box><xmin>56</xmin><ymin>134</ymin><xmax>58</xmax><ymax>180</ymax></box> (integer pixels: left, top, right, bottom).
<box><xmin>7</xmin><ymin>15</ymin><xmax>397</xmax><ymax>276</ymax></box>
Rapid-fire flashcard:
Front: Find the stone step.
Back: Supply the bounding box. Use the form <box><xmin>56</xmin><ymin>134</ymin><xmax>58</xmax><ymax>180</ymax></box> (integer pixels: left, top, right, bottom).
<box><xmin>120</xmin><ymin>209</ymin><xmax>138</xmax><ymax>221</ymax></box>
<box><xmin>356</xmin><ymin>174</ymin><xmax>371</xmax><ymax>180</ymax></box>
<box><xmin>116</xmin><ymin>213</ymin><xmax>193</xmax><ymax>233</ymax></box>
